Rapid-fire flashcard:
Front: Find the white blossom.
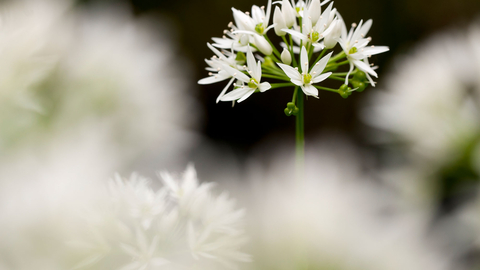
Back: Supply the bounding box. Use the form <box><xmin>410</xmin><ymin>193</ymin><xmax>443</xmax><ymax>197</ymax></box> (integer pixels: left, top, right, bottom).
<box><xmin>338</xmin><ymin>18</ymin><xmax>389</xmax><ymax>86</ymax></box>
<box><xmin>278</xmin><ymin>46</ymin><xmax>332</xmax><ymax>97</ymax></box>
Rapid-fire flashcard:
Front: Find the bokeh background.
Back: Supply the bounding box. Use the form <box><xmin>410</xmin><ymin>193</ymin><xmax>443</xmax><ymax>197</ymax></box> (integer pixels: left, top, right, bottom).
<box><xmin>1</xmin><ymin>0</ymin><xmax>480</xmax><ymax>269</ymax></box>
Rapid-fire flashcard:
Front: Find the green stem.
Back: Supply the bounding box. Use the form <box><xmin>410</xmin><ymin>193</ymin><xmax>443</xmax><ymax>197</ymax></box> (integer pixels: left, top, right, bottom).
<box><xmin>261</xmin><ymin>74</ymin><xmax>291</xmax><ymax>81</ymax></box>
<box><xmin>328</xmin><ymin>51</ymin><xmax>346</xmax><ymax>63</ymax></box>
<box><xmin>296</xmin><ymin>88</ymin><xmax>305</xmax><ymax>180</ymax></box>
<box><xmin>313</xmin><ymin>48</ymin><xmax>327</xmax><ymax>64</ymax></box>
<box><xmin>269</xmin><ymin>83</ymin><xmax>295</xmax><ymax>89</ymax></box>
<box><xmin>327</xmin><ymin>75</ymin><xmax>346</xmax><ymax>82</ymax></box>
<box><xmin>313</xmin><ymin>85</ymin><xmax>339</xmax><ymax>93</ymax></box>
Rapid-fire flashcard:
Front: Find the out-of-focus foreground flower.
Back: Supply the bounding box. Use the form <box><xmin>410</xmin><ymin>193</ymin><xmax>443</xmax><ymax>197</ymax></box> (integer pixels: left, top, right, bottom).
<box><xmin>0</xmin><ymin>165</ymin><xmax>249</xmax><ymax>270</ymax></box>
<box><xmin>0</xmin><ymin>0</ymin><xmax>198</xmax><ymax>170</ymax></box>
<box><xmin>238</xmin><ymin>137</ymin><xmax>452</xmax><ymax>270</ymax></box>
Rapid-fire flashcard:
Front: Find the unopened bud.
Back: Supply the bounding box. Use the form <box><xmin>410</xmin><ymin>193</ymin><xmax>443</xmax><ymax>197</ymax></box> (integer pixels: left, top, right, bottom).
<box><xmin>253</xmin><ymin>35</ymin><xmax>273</xmax><ymax>56</ymax></box>
<box><xmin>282</xmin><ymin>0</ymin><xmax>296</xmax><ymax>28</ymax></box>
<box><xmin>281</xmin><ymin>48</ymin><xmax>292</xmax><ymax>65</ymax></box>
<box><xmin>273</xmin><ymin>6</ymin><xmax>287</xmax><ymax>36</ymax></box>
<box><xmin>309</xmin><ymin>0</ymin><xmax>321</xmax><ymax>25</ymax></box>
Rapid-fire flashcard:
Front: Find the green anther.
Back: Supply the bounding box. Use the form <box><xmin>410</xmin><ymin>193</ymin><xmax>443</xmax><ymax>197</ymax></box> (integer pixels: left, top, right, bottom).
<box><xmin>296</xmin><ymin>7</ymin><xmax>302</xmax><ymax>13</ymax></box>
<box><xmin>255</xmin><ymin>23</ymin><xmax>265</xmax><ymax>34</ymax></box>
<box><xmin>349</xmin><ymin>47</ymin><xmax>358</xmax><ymax>54</ymax></box>
<box><xmin>248</xmin><ymin>78</ymin><xmax>258</xmax><ymax>89</ymax></box>
<box><xmin>303</xmin><ymin>73</ymin><xmax>312</xmax><ymax>84</ymax></box>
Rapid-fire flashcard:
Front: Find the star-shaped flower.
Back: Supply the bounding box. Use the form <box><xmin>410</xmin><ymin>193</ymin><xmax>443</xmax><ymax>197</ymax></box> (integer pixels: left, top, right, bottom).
<box><xmin>278</xmin><ymin>46</ymin><xmax>332</xmax><ymax>97</ymax></box>
<box><xmin>220</xmin><ymin>47</ymin><xmax>271</xmax><ymax>102</ymax></box>
<box><xmin>282</xmin><ymin>2</ymin><xmax>337</xmax><ymax>49</ymax></box>
<box><xmin>338</xmin><ymin>19</ymin><xmax>389</xmax><ymax>86</ymax></box>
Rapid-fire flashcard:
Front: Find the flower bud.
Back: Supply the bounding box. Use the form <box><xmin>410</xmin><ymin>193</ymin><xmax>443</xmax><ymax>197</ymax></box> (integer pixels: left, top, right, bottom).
<box><xmin>281</xmin><ymin>48</ymin><xmax>292</xmax><ymax>65</ymax></box>
<box><xmin>309</xmin><ymin>0</ymin><xmax>321</xmax><ymax>25</ymax></box>
<box><xmin>253</xmin><ymin>35</ymin><xmax>273</xmax><ymax>55</ymax></box>
<box><xmin>324</xmin><ymin>20</ymin><xmax>341</xmax><ymax>49</ymax></box>
<box><xmin>282</xmin><ymin>0</ymin><xmax>295</xmax><ymax>28</ymax></box>
<box><xmin>273</xmin><ymin>7</ymin><xmax>287</xmax><ymax>36</ymax></box>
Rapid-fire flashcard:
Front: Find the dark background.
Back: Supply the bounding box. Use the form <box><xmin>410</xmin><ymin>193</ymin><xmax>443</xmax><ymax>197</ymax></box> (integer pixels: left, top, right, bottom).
<box><xmin>80</xmin><ymin>0</ymin><xmax>480</xmax><ymax>155</ymax></box>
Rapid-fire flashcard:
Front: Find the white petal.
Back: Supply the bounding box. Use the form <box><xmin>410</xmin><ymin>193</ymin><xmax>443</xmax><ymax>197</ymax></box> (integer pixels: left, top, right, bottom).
<box><xmin>277</xmin><ymin>63</ymin><xmax>302</xmax><ymax>80</ymax></box>
<box><xmin>246</xmin><ymin>46</ymin><xmax>257</xmax><ymax>77</ymax></box>
<box><xmin>302</xmin><ymin>84</ymin><xmax>319</xmax><ymax>97</ymax></box>
<box><xmin>216</xmin><ymin>78</ymin><xmax>235</xmax><ymax>103</ymax></box>
<box><xmin>282</xmin><ymin>28</ymin><xmax>307</xmax><ymax>40</ymax></box>
<box><xmin>258</xmin><ymin>82</ymin><xmax>271</xmax><ymax>92</ymax></box>
<box><xmin>312</xmin><ymin>72</ymin><xmax>331</xmax><ymax>83</ymax></box>
<box><xmin>221</xmin><ymin>87</ymin><xmax>255</xmax><ymax>101</ymax></box>
<box><xmin>198</xmin><ymin>75</ymin><xmax>229</xmax><ymax>85</ymax></box>
<box><xmin>222</xmin><ymin>64</ymin><xmax>250</xmax><ymax>82</ymax></box>
<box><xmin>238</xmin><ymin>89</ymin><xmax>256</xmax><ymax>102</ymax></box>
<box><xmin>309</xmin><ymin>0</ymin><xmax>321</xmax><ymax>25</ymax></box>
<box><xmin>361</xmin><ymin>46</ymin><xmax>390</xmax><ymax>56</ymax></box>
<box><xmin>353</xmin><ymin>19</ymin><xmax>372</xmax><ymax>42</ymax></box>
<box><xmin>291</xmin><ymin>79</ymin><xmax>303</xmax><ymax>86</ymax></box>
<box><xmin>255</xmin><ymin>61</ymin><xmax>262</xmax><ymax>81</ymax></box>
<box><xmin>353</xmin><ymin>59</ymin><xmax>378</xmax><ymax>77</ymax></box>
<box><xmin>300</xmin><ymin>46</ymin><xmax>309</xmax><ymax>73</ymax></box>
<box><xmin>310</xmin><ymin>51</ymin><xmax>332</xmax><ymax>74</ymax></box>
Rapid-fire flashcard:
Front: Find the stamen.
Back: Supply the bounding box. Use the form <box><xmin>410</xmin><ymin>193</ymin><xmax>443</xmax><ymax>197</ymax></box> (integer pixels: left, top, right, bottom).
<box><xmin>228</xmin><ymin>22</ymin><xmax>233</xmax><ymax>27</ymax></box>
<box><xmin>209</xmin><ymin>72</ymin><xmax>213</xmax><ymax>76</ymax></box>
<box><xmin>352</xmin><ymin>23</ymin><xmax>357</xmax><ymax>28</ymax></box>
<box><xmin>245</xmin><ymin>11</ymin><xmax>250</xmax><ymax>15</ymax></box>
<box><xmin>295</xmin><ymin>67</ymin><xmax>299</xmax><ymax>70</ymax></box>
<box><xmin>371</xmin><ymin>45</ymin><xmax>375</xmax><ymax>48</ymax></box>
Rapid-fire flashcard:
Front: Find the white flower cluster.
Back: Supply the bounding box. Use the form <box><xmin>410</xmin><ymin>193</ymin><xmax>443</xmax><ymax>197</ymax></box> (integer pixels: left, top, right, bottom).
<box><xmin>199</xmin><ymin>0</ymin><xmax>389</xmax><ymax>108</ymax></box>
<box><xmin>70</xmin><ymin>165</ymin><xmax>250</xmax><ymax>270</ymax></box>
<box><xmin>0</xmin><ymin>0</ymin><xmax>198</xmax><ymax>169</ymax></box>
<box><xmin>363</xmin><ymin>22</ymin><xmax>480</xmax><ymax>173</ymax></box>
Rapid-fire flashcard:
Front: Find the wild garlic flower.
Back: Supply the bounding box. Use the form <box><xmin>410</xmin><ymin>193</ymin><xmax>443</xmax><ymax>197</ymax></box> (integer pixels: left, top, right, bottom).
<box><xmin>199</xmin><ymin>0</ymin><xmax>388</xmax><ymax>113</ymax></box>
<box><xmin>338</xmin><ymin>18</ymin><xmax>390</xmax><ymax>86</ymax></box>
<box><xmin>282</xmin><ymin>2</ymin><xmax>338</xmax><ymax>50</ymax></box>
<box><xmin>71</xmin><ymin>165</ymin><xmax>250</xmax><ymax>270</ymax></box>
<box><xmin>221</xmin><ymin>47</ymin><xmax>272</xmax><ymax>102</ymax></box>
<box><xmin>278</xmin><ymin>46</ymin><xmax>332</xmax><ymax>97</ymax></box>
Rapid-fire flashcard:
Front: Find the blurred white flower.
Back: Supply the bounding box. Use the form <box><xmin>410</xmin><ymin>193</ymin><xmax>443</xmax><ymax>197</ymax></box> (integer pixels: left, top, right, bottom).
<box><xmin>0</xmin><ymin>0</ymin><xmax>199</xmax><ymax>172</ymax></box>
<box><xmin>363</xmin><ymin>23</ymin><xmax>480</xmax><ymax>168</ymax></box>
<box><xmin>362</xmin><ymin>21</ymin><xmax>480</xmax><ymax>211</ymax></box>
<box><xmin>71</xmin><ymin>165</ymin><xmax>250</xmax><ymax>270</ymax></box>
<box><xmin>238</xmin><ymin>136</ymin><xmax>452</xmax><ymax>270</ymax></box>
